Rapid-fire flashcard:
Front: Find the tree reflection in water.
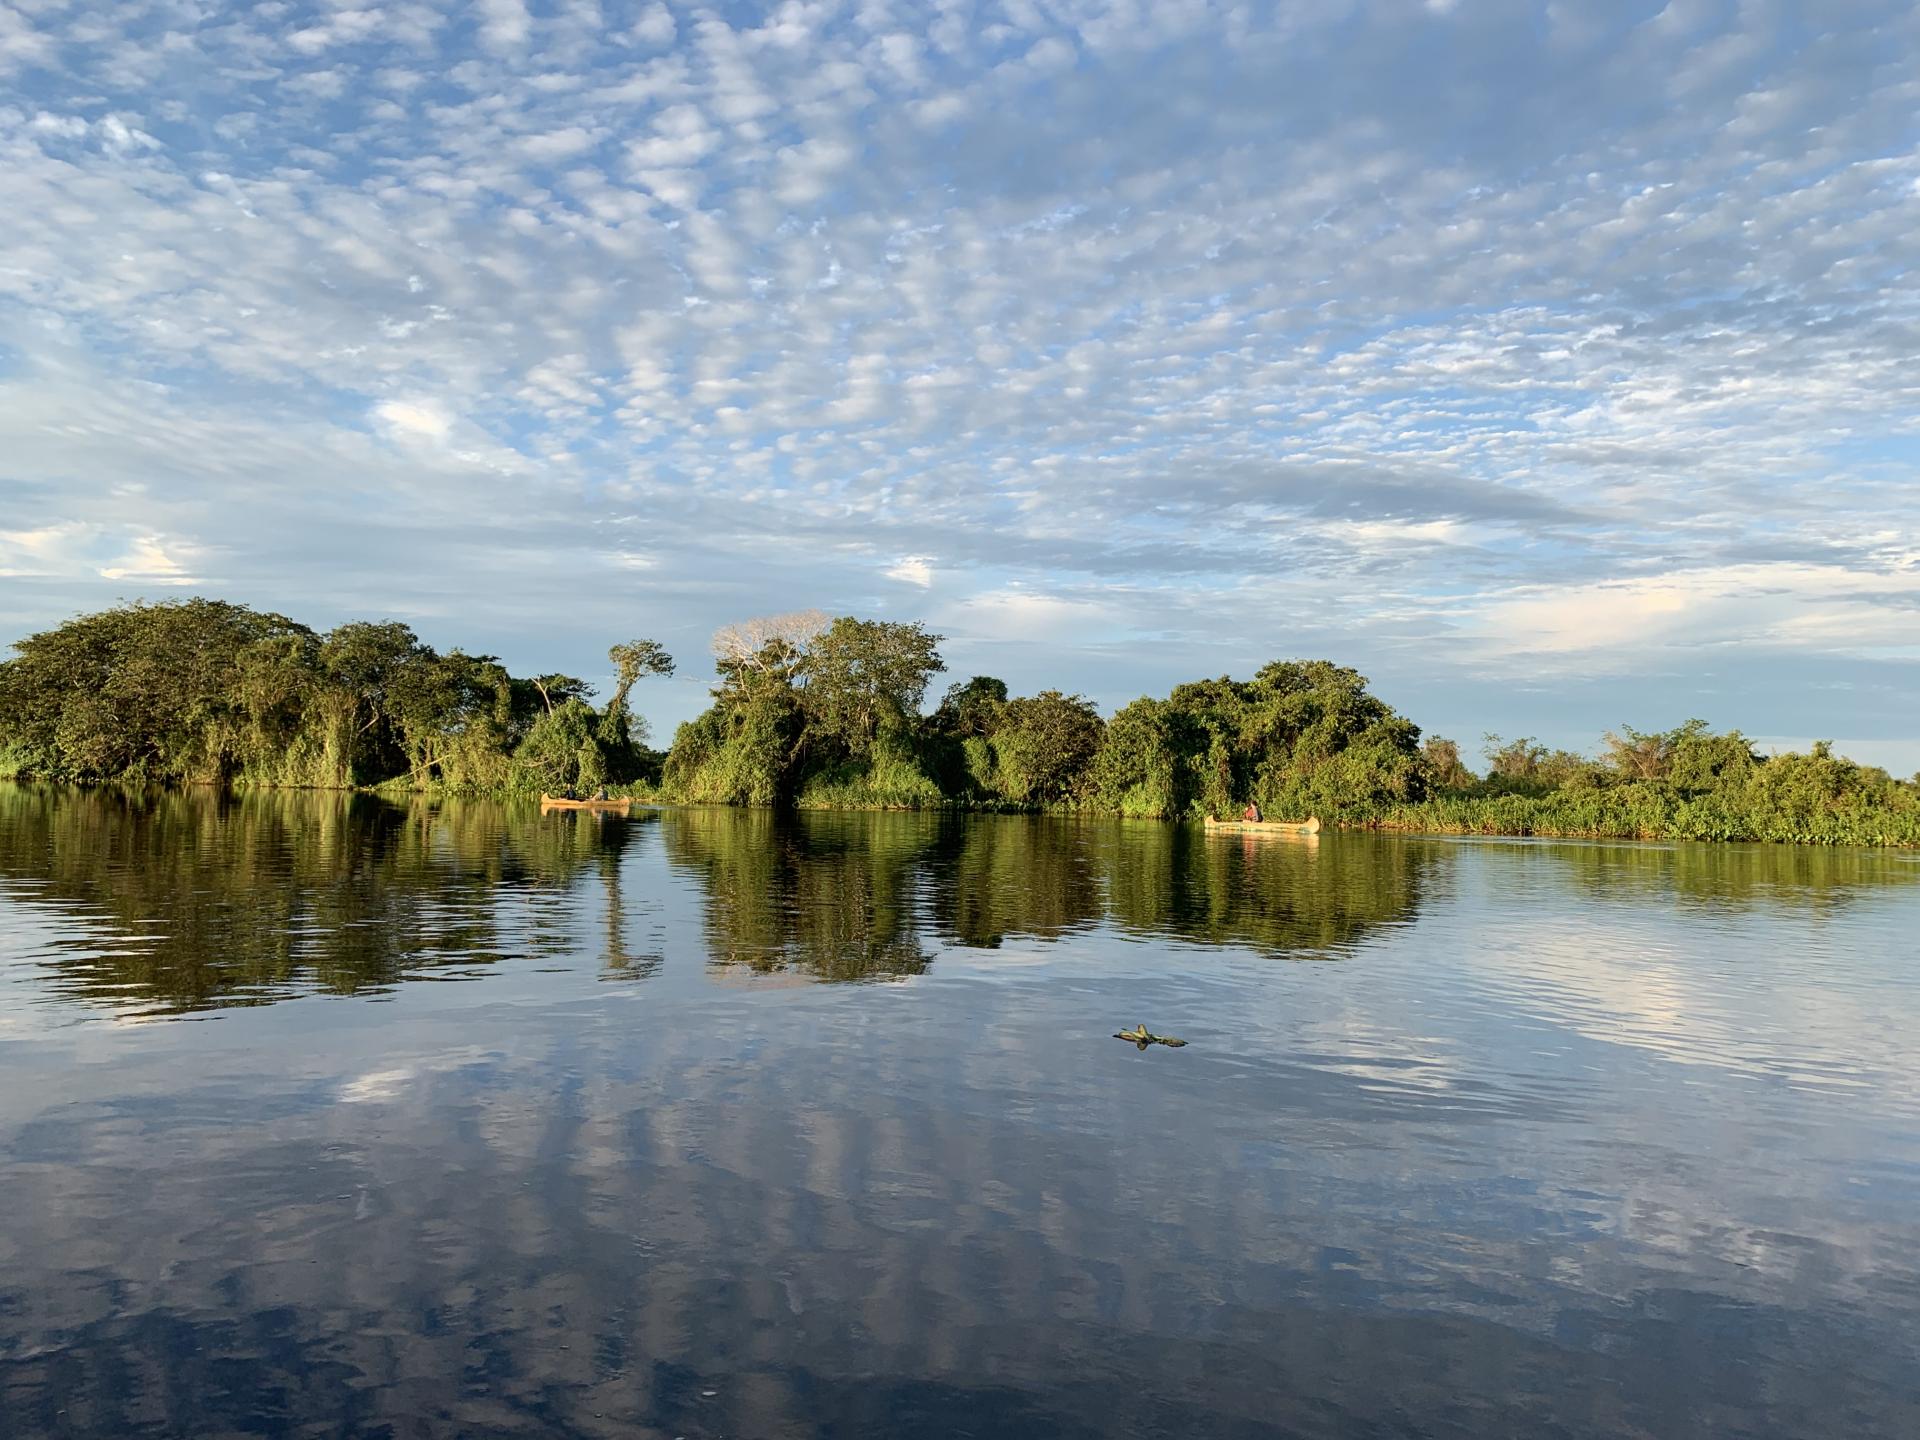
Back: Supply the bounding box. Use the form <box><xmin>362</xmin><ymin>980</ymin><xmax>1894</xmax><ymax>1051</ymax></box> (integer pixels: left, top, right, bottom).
<box><xmin>3</xmin><ymin>785</ymin><xmax>1919</xmax><ymax>1439</ymax></box>
<box><xmin>663</xmin><ymin>807</ymin><xmax>935</xmax><ymax>982</ymax></box>
<box><xmin>0</xmin><ymin>784</ymin><xmax>647</xmax><ymax>1014</ymax></box>
<box><xmin>2</xmin><ymin>785</ymin><xmax>1916</xmax><ymax>1018</ymax></box>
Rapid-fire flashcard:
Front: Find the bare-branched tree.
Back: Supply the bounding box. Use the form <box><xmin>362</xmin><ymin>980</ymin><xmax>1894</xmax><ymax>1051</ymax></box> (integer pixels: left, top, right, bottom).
<box><xmin>711</xmin><ymin>610</ymin><xmax>831</xmax><ymax>669</ymax></box>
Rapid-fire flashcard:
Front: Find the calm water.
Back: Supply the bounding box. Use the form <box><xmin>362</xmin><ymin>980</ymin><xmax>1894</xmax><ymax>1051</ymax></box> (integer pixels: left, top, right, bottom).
<box><xmin>1</xmin><ymin>786</ymin><xmax>1917</xmax><ymax>1440</ymax></box>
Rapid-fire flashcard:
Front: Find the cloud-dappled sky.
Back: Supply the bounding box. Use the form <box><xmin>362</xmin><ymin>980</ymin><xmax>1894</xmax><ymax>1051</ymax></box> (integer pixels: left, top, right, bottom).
<box><xmin>2</xmin><ymin>0</ymin><xmax>1917</xmax><ymax>764</ymax></box>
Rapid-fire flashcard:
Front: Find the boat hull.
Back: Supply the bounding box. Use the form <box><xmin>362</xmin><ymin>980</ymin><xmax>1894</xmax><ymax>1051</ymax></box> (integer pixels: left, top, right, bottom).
<box><xmin>1203</xmin><ymin>815</ymin><xmax>1321</xmax><ymax>836</ymax></box>
<box><xmin>540</xmin><ymin>795</ymin><xmax>633</xmax><ymax>812</ymax></box>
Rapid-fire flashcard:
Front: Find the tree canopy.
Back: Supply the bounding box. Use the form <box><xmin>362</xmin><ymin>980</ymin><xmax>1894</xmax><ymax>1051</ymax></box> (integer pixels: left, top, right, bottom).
<box><xmin>0</xmin><ymin>600</ymin><xmax>670</xmax><ymax>794</ymax></box>
<box><xmin>7</xmin><ymin>598</ymin><xmax>1918</xmax><ymax>845</ymax></box>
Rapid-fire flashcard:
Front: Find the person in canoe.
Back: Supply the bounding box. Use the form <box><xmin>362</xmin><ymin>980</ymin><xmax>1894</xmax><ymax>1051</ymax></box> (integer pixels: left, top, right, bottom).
<box><xmin>1242</xmin><ymin>801</ymin><xmax>1262</xmax><ymax>822</ymax></box>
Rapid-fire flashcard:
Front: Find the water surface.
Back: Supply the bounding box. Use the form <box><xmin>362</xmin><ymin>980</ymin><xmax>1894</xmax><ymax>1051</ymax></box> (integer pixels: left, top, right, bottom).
<box><xmin>1</xmin><ymin>785</ymin><xmax>1917</xmax><ymax>1438</ymax></box>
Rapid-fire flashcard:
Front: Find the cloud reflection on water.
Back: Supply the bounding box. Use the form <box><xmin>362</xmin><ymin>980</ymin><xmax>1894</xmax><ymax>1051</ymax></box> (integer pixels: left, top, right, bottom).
<box><xmin>1</xmin><ymin>787</ymin><xmax>1917</xmax><ymax>1437</ymax></box>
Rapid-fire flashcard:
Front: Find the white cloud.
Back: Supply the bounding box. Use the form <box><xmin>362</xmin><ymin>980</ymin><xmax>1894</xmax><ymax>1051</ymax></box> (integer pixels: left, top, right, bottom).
<box><xmin>884</xmin><ymin>556</ymin><xmax>933</xmax><ymax>587</ymax></box>
<box><xmin>478</xmin><ymin>0</ymin><xmax>531</xmax><ymax>55</ymax></box>
<box><xmin>631</xmin><ymin>3</ymin><xmax>676</xmax><ymax>48</ymax></box>
<box><xmin>97</xmin><ymin>534</ymin><xmax>205</xmax><ymax>586</ymax></box>
<box><xmin>0</xmin><ymin>522</ymin><xmax>97</xmax><ymax>577</ymax></box>
<box><xmin>625</xmin><ymin>104</ymin><xmax>718</xmax><ymax>168</ymax></box>
<box><xmin>944</xmin><ymin>587</ymin><xmax>1116</xmax><ymax>644</ymax></box>
<box><xmin>520</xmin><ymin>125</ymin><xmax>598</xmax><ymax>161</ymax></box>
<box><xmin>0</xmin><ymin>6</ymin><xmax>51</xmax><ymax>75</ymax></box>
<box><xmin>1017</xmin><ymin>36</ymin><xmax>1077</xmax><ymax>74</ymax></box>
<box><xmin>373</xmin><ymin>400</ymin><xmax>455</xmax><ymax>443</ymax></box>
<box><xmin>96</xmin><ymin>115</ymin><xmax>160</xmax><ymax>156</ymax></box>
<box><xmin>774</xmin><ymin>135</ymin><xmax>857</xmax><ymax>207</ymax></box>
<box><xmin>1466</xmin><ymin>564</ymin><xmax>1920</xmax><ymax>665</ymax></box>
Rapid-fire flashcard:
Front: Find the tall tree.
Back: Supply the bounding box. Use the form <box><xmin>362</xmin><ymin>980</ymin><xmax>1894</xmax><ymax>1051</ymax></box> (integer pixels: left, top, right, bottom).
<box><xmin>711</xmin><ymin>611</ymin><xmax>829</xmax><ymax>671</ymax></box>
<box><xmin>525</xmin><ymin>673</ymin><xmax>591</xmax><ymax>717</ymax></box>
<box><xmin>600</xmin><ymin>638</ymin><xmax>675</xmax><ymax>753</ymax></box>
<box><xmin>312</xmin><ymin>621</ymin><xmax>427</xmax><ymax>783</ymax></box>
<box><xmin>803</xmin><ymin>618</ymin><xmax>946</xmax><ymax>753</ymax></box>
<box><xmin>387</xmin><ymin>649</ymin><xmax>514</xmax><ymax>787</ymax></box>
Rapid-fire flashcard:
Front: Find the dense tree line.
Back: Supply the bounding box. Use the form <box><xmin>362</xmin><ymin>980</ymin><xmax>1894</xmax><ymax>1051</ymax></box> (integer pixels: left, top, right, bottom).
<box><xmin>0</xmin><ymin>599</ymin><xmax>671</xmax><ymax>794</ymax></box>
<box><xmin>1379</xmin><ymin>723</ymin><xmax>1920</xmax><ymax>846</ymax></box>
<box><xmin>4</xmin><ymin>599</ymin><xmax>1918</xmax><ymax>843</ymax></box>
<box><xmin>657</xmin><ymin>612</ymin><xmax>1424</xmax><ymax>816</ymax></box>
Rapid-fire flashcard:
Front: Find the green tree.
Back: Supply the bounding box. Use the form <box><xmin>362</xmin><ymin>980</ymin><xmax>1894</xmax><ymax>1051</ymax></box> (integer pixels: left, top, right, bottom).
<box><xmin>1088</xmin><ymin>697</ymin><xmax>1181</xmax><ymax>817</ymax></box>
<box><xmin>0</xmin><ymin>599</ymin><xmax>313</xmax><ymax>783</ymax></box>
<box><xmin>1483</xmin><ymin>734</ymin><xmax>1548</xmax><ymax>781</ymax></box>
<box><xmin>932</xmin><ymin>675</ymin><xmax>1008</xmax><ymax>737</ymax></box>
<box><xmin>523</xmin><ymin>672</ymin><xmax>592</xmax><ymax>717</ymax></box>
<box><xmin>1665</xmin><ymin>721</ymin><xmax>1760</xmax><ymax>789</ymax></box>
<box><xmin>387</xmin><ymin>649</ymin><xmax>515</xmax><ymax>789</ymax></box>
<box><xmin>597</xmin><ymin>638</ymin><xmax>675</xmax><ymax>772</ymax></box>
<box><xmin>802</xmin><ymin>617</ymin><xmax>946</xmax><ymax>754</ymax></box>
<box><xmin>1601</xmin><ymin>723</ymin><xmax>1672</xmax><ymax>781</ymax></box>
<box><xmin>312</xmin><ymin>621</ymin><xmax>428</xmax><ymax>784</ymax></box>
<box><xmin>990</xmin><ymin>690</ymin><xmax>1104</xmax><ymax>804</ymax></box>
<box><xmin>513</xmin><ymin>698</ymin><xmax>610</xmax><ymax>796</ymax></box>
<box><xmin>1420</xmin><ymin>735</ymin><xmax>1475</xmax><ymax>789</ymax></box>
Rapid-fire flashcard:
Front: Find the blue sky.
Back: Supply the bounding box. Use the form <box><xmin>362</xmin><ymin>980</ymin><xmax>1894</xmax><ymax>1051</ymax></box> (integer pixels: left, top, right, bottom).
<box><xmin>1</xmin><ymin>0</ymin><xmax>1917</xmax><ymax>768</ymax></box>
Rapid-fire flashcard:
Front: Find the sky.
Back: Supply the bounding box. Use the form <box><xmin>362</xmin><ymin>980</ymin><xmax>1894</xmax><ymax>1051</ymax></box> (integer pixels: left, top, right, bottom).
<box><xmin>1</xmin><ymin>0</ymin><xmax>1917</xmax><ymax>768</ymax></box>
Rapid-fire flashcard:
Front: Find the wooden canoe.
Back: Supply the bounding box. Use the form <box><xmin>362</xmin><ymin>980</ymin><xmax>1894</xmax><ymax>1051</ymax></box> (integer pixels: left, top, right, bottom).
<box><xmin>1204</xmin><ymin>815</ymin><xmax>1321</xmax><ymax>836</ymax></box>
<box><xmin>540</xmin><ymin>794</ymin><xmax>633</xmax><ymax>812</ymax></box>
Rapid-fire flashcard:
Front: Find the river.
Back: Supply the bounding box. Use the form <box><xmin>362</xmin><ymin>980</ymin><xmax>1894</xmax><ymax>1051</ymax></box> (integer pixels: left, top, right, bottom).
<box><xmin>1</xmin><ymin>785</ymin><xmax>1916</xmax><ymax>1438</ymax></box>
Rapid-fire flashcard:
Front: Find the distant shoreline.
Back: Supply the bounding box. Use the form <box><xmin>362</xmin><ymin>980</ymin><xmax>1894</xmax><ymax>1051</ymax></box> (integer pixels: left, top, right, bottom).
<box><xmin>6</xmin><ymin>599</ymin><xmax>1917</xmax><ymax>849</ymax></box>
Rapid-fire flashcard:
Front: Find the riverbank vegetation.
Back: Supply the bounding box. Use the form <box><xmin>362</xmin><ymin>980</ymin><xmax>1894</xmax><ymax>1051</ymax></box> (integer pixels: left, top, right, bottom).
<box><xmin>4</xmin><ymin>599</ymin><xmax>1917</xmax><ymax>844</ymax></box>
<box><xmin>0</xmin><ymin>598</ymin><xmax>671</xmax><ymax>795</ymax></box>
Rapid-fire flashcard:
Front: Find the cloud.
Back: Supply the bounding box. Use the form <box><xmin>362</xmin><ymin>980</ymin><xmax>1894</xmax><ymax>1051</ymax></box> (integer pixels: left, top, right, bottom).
<box><xmin>1466</xmin><ymin>564</ymin><xmax>1920</xmax><ymax>667</ymax></box>
<box><xmin>632</xmin><ymin>4</ymin><xmax>676</xmax><ymax>48</ymax></box>
<box><xmin>942</xmin><ymin>588</ymin><xmax>1119</xmax><ymax>646</ymax></box>
<box><xmin>0</xmin><ymin>6</ymin><xmax>51</xmax><ymax>75</ymax></box>
<box><xmin>97</xmin><ymin>534</ymin><xmax>205</xmax><ymax>586</ymax></box>
<box><xmin>0</xmin><ymin>522</ymin><xmax>97</xmax><ymax>578</ymax></box>
<box><xmin>774</xmin><ymin>136</ymin><xmax>858</xmax><ymax>208</ymax></box>
<box><xmin>884</xmin><ymin>556</ymin><xmax>934</xmax><ymax>588</ymax></box>
<box><xmin>0</xmin><ymin>0</ymin><xmax>1916</xmax><ymax>759</ymax></box>
<box><xmin>477</xmin><ymin>0</ymin><xmax>531</xmax><ymax>55</ymax></box>
<box><xmin>0</xmin><ymin>518</ymin><xmax>204</xmax><ymax>587</ymax></box>
<box><xmin>519</xmin><ymin>126</ymin><xmax>598</xmax><ymax>162</ymax></box>
<box><xmin>373</xmin><ymin>400</ymin><xmax>454</xmax><ymax>443</ymax></box>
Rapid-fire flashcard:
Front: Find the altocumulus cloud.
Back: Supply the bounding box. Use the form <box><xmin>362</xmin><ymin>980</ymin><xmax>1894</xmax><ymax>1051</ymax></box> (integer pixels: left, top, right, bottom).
<box><xmin>0</xmin><ymin>0</ymin><xmax>1917</xmax><ymax>761</ymax></box>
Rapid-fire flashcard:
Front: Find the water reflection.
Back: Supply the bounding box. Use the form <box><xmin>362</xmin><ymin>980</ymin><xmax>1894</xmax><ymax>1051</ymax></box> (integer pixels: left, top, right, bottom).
<box><xmin>664</xmin><ymin>808</ymin><xmax>936</xmax><ymax>982</ymax></box>
<box><xmin>2</xmin><ymin>785</ymin><xmax>1919</xmax><ymax>1438</ymax></box>
<box><xmin>0</xmin><ymin>785</ymin><xmax>655</xmax><ymax>1015</ymax></box>
<box><xmin>4</xmin><ymin>786</ymin><xmax>1919</xmax><ymax>1019</ymax></box>
<box><xmin>9</xmin><ymin>1026</ymin><xmax>1911</xmax><ymax>1440</ymax></box>
<box><xmin>1535</xmin><ymin>833</ymin><xmax>1920</xmax><ymax>912</ymax></box>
